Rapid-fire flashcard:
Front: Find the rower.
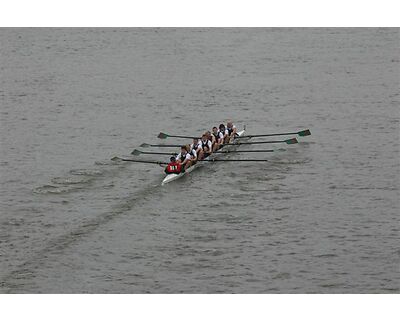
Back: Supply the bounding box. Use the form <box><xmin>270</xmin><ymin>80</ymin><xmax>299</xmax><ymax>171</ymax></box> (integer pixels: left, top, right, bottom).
<box><xmin>212</xmin><ymin>126</ymin><xmax>224</xmax><ymax>151</ymax></box>
<box><xmin>226</xmin><ymin>121</ymin><xmax>237</xmax><ymax>142</ymax></box>
<box><xmin>190</xmin><ymin>138</ymin><xmax>203</xmax><ymax>160</ymax></box>
<box><xmin>165</xmin><ymin>156</ymin><xmax>183</xmax><ymax>175</ymax></box>
<box><xmin>205</xmin><ymin>130</ymin><xmax>216</xmax><ymax>148</ymax></box>
<box><xmin>219</xmin><ymin>123</ymin><xmax>229</xmax><ymax>144</ymax></box>
<box><xmin>187</xmin><ymin>143</ymin><xmax>197</xmax><ymax>164</ymax></box>
<box><xmin>200</xmin><ymin>134</ymin><xmax>213</xmax><ymax>158</ymax></box>
<box><xmin>175</xmin><ymin>145</ymin><xmax>193</xmax><ymax>170</ymax></box>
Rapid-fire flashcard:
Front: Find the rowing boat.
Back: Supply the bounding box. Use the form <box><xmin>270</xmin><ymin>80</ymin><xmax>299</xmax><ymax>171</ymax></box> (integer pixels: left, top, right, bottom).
<box><xmin>110</xmin><ymin>128</ymin><xmax>309</xmax><ymax>185</ymax></box>
<box><xmin>161</xmin><ymin>128</ymin><xmax>246</xmax><ymax>185</ymax></box>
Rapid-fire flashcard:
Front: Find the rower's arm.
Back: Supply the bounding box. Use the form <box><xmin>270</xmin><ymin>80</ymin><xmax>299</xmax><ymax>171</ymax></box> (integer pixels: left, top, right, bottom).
<box><xmin>218</xmin><ymin>133</ymin><xmax>224</xmax><ymax>145</ymax></box>
<box><xmin>228</xmin><ymin>128</ymin><xmax>236</xmax><ymax>142</ymax></box>
<box><xmin>182</xmin><ymin>154</ymin><xmax>192</xmax><ymax>165</ymax></box>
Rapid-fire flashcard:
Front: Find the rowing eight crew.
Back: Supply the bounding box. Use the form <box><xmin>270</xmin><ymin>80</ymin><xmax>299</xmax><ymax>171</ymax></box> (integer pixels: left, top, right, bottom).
<box><xmin>165</xmin><ymin>122</ymin><xmax>237</xmax><ymax>174</ymax></box>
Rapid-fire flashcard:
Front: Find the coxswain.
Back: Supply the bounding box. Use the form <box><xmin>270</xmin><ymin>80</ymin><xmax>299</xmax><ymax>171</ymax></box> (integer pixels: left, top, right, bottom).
<box><xmin>164</xmin><ymin>156</ymin><xmax>183</xmax><ymax>175</ymax></box>
<box><xmin>200</xmin><ymin>134</ymin><xmax>213</xmax><ymax>158</ymax></box>
<box><xmin>212</xmin><ymin>126</ymin><xmax>224</xmax><ymax>151</ymax></box>
<box><xmin>219</xmin><ymin>123</ymin><xmax>229</xmax><ymax>144</ymax></box>
<box><xmin>190</xmin><ymin>138</ymin><xmax>203</xmax><ymax>160</ymax></box>
<box><xmin>226</xmin><ymin>121</ymin><xmax>237</xmax><ymax>142</ymax></box>
<box><xmin>175</xmin><ymin>145</ymin><xmax>193</xmax><ymax>170</ymax></box>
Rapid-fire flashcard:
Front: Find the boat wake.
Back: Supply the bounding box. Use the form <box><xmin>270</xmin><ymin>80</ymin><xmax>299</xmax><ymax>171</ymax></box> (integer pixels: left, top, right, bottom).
<box><xmin>32</xmin><ymin>160</ymin><xmax>129</xmax><ymax>195</ymax></box>
<box><xmin>2</xmin><ymin>179</ymin><xmax>162</xmax><ymax>293</ymax></box>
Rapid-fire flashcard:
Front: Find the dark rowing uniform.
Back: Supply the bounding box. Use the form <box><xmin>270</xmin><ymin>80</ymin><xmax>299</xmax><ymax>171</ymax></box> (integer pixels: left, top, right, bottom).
<box><xmin>227</xmin><ymin>125</ymin><xmax>238</xmax><ymax>137</ymax></box>
<box><xmin>213</xmin><ymin>131</ymin><xmax>223</xmax><ymax>143</ymax></box>
<box><xmin>201</xmin><ymin>139</ymin><xmax>212</xmax><ymax>157</ymax></box>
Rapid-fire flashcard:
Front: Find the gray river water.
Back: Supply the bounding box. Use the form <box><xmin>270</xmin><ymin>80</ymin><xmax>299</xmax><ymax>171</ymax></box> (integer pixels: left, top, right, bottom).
<box><xmin>0</xmin><ymin>28</ymin><xmax>399</xmax><ymax>293</ymax></box>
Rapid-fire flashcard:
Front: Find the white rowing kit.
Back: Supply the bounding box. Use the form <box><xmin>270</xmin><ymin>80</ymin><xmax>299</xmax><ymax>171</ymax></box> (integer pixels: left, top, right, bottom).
<box><xmin>190</xmin><ymin>143</ymin><xmax>202</xmax><ymax>151</ymax></box>
<box><xmin>201</xmin><ymin>139</ymin><xmax>212</xmax><ymax>151</ymax></box>
<box><xmin>189</xmin><ymin>149</ymin><xmax>197</xmax><ymax>159</ymax></box>
<box><xmin>175</xmin><ymin>152</ymin><xmax>192</xmax><ymax>162</ymax></box>
<box><xmin>213</xmin><ymin>131</ymin><xmax>224</xmax><ymax>142</ymax></box>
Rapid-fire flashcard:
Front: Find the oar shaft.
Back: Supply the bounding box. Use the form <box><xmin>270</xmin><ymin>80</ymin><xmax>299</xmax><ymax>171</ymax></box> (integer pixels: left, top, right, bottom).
<box><xmin>237</xmin><ymin>129</ymin><xmax>311</xmax><ymax>138</ymax></box>
<box><xmin>165</xmin><ymin>135</ymin><xmax>199</xmax><ymax>139</ymax></box>
<box><xmin>139</xmin><ymin>151</ymin><xmax>175</xmax><ymax>155</ymax></box>
<box><xmin>215</xmin><ymin>149</ymin><xmax>275</xmax><ymax>153</ymax></box>
<box><xmin>158</xmin><ymin>129</ymin><xmax>310</xmax><ymax>140</ymax></box>
<box><xmin>158</xmin><ymin>132</ymin><xmax>199</xmax><ymax>139</ymax></box>
<box><xmin>239</xmin><ymin>132</ymin><xmax>298</xmax><ymax>138</ymax></box>
<box><xmin>112</xmin><ymin>157</ymin><xmax>266</xmax><ymax>164</ymax></box>
<box><xmin>112</xmin><ymin>157</ymin><xmax>168</xmax><ymax>165</ymax></box>
<box><xmin>199</xmin><ymin>159</ymin><xmax>268</xmax><ymax>162</ymax></box>
<box><xmin>224</xmin><ymin>140</ymin><xmax>286</xmax><ymax>145</ymax></box>
<box><xmin>149</xmin><ymin>144</ymin><xmax>181</xmax><ymax>148</ymax></box>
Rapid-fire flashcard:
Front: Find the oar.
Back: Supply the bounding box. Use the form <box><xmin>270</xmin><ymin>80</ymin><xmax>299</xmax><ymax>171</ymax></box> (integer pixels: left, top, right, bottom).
<box><xmin>214</xmin><ymin>148</ymin><xmax>285</xmax><ymax>153</ymax></box>
<box><xmin>111</xmin><ymin>156</ymin><xmax>168</xmax><ymax>165</ymax></box>
<box><xmin>131</xmin><ymin>149</ymin><xmax>176</xmax><ymax>156</ymax></box>
<box><xmin>132</xmin><ymin>148</ymin><xmax>283</xmax><ymax>155</ymax></box>
<box><xmin>140</xmin><ymin>143</ymin><xmax>182</xmax><ymax>148</ymax></box>
<box><xmin>158</xmin><ymin>132</ymin><xmax>200</xmax><ymax>139</ymax></box>
<box><xmin>223</xmin><ymin>138</ymin><xmax>298</xmax><ymax>146</ymax></box>
<box><xmin>237</xmin><ymin>129</ymin><xmax>311</xmax><ymax>138</ymax></box>
<box><xmin>140</xmin><ymin>139</ymin><xmax>296</xmax><ymax>148</ymax></box>
<box><xmin>111</xmin><ymin>156</ymin><xmax>268</xmax><ymax>164</ymax></box>
<box><xmin>198</xmin><ymin>159</ymin><xmax>268</xmax><ymax>162</ymax></box>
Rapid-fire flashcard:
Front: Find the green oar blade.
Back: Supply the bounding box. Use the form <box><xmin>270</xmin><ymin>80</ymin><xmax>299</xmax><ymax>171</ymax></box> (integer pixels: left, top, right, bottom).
<box><xmin>131</xmin><ymin>149</ymin><xmax>142</xmax><ymax>155</ymax></box>
<box><xmin>111</xmin><ymin>156</ymin><xmax>121</xmax><ymax>161</ymax></box>
<box><xmin>157</xmin><ymin>132</ymin><xmax>169</xmax><ymax>139</ymax></box>
<box><xmin>298</xmin><ymin>129</ymin><xmax>311</xmax><ymax>136</ymax></box>
<box><xmin>285</xmin><ymin>138</ymin><xmax>298</xmax><ymax>145</ymax></box>
<box><xmin>140</xmin><ymin>143</ymin><xmax>150</xmax><ymax>148</ymax></box>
